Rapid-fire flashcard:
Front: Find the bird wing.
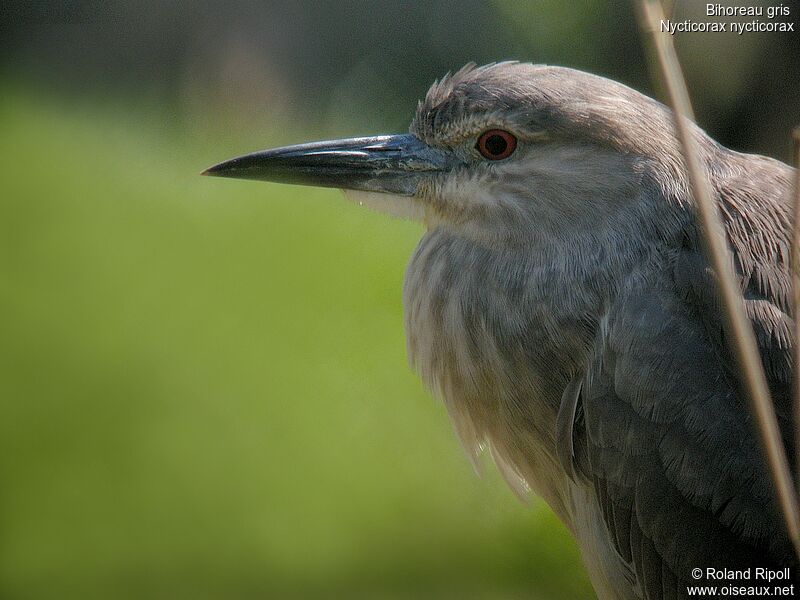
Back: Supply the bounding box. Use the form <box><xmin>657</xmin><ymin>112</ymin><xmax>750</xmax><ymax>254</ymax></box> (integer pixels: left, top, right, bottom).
<box><xmin>574</xmin><ymin>157</ymin><xmax>796</xmax><ymax>600</ymax></box>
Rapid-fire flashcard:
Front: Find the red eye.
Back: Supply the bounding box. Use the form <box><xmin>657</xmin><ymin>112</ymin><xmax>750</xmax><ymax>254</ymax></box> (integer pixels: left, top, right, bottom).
<box><xmin>476</xmin><ymin>129</ymin><xmax>517</xmax><ymax>160</ymax></box>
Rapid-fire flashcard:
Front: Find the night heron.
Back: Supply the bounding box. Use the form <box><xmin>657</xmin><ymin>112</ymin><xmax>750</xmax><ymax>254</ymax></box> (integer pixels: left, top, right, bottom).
<box><xmin>204</xmin><ymin>63</ymin><xmax>798</xmax><ymax>599</ymax></box>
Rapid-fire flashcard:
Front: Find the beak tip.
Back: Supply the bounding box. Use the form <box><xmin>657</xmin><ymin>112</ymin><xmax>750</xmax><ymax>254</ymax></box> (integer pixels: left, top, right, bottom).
<box><xmin>201</xmin><ymin>161</ymin><xmax>235</xmax><ymax>178</ymax></box>
<box><xmin>202</xmin><ymin>157</ymin><xmax>249</xmax><ymax>178</ymax></box>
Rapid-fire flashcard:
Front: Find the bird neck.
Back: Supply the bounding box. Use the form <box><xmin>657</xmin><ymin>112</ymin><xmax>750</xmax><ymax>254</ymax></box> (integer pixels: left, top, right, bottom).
<box><xmin>403</xmin><ymin>226</ymin><xmax>655</xmax><ymax>512</ymax></box>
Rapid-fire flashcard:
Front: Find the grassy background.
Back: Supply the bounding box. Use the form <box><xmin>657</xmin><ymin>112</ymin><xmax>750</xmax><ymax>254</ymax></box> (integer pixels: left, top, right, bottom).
<box><xmin>2</xmin><ymin>3</ymin><xmax>795</xmax><ymax>597</ymax></box>
<box><xmin>0</xmin><ymin>91</ymin><xmax>594</xmax><ymax>599</ymax></box>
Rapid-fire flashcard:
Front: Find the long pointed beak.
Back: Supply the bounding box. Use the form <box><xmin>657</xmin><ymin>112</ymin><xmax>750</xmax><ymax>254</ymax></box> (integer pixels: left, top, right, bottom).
<box><xmin>202</xmin><ymin>134</ymin><xmax>450</xmax><ymax>196</ymax></box>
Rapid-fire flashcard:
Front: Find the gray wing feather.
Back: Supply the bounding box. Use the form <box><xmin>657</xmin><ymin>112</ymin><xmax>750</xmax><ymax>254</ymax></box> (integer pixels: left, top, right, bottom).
<box><xmin>574</xmin><ymin>154</ymin><xmax>797</xmax><ymax>599</ymax></box>
<box><xmin>557</xmin><ymin>373</ymin><xmax>583</xmax><ymax>481</ymax></box>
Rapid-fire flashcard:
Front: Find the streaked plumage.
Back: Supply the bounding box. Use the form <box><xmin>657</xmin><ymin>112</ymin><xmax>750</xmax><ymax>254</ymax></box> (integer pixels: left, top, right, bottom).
<box><xmin>405</xmin><ymin>63</ymin><xmax>796</xmax><ymax>599</ymax></box>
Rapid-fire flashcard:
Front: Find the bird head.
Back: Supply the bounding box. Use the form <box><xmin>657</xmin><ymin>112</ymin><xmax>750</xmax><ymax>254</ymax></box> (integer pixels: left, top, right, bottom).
<box><xmin>204</xmin><ymin>62</ymin><xmax>683</xmax><ymax>246</ymax></box>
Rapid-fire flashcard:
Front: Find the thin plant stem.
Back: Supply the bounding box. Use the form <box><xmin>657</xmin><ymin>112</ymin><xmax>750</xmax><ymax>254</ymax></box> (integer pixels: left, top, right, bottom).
<box><xmin>638</xmin><ymin>0</ymin><xmax>800</xmax><ymax>558</ymax></box>
<box><xmin>793</xmin><ymin>127</ymin><xmax>800</xmax><ymax>494</ymax></box>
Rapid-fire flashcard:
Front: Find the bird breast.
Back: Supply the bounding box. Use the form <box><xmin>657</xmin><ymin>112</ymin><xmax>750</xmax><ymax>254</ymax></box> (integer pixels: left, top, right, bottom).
<box><xmin>402</xmin><ymin>227</ymin><xmax>598</xmax><ymax>517</ymax></box>
<box><xmin>402</xmin><ymin>227</ymin><xmax>652</xmax><ymax>599</ymax></box>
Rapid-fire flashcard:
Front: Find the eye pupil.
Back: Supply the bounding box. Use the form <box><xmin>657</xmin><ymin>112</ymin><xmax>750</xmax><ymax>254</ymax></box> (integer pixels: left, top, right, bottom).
<box><xmin>477</xmin><ymin>129</ymin><xmax>517</xmax><ymax>160</ymax></box>
<box><xmin>485</xmin><ymin>135</ymin><xmax>507</xmax><ymax>155</ymax></box>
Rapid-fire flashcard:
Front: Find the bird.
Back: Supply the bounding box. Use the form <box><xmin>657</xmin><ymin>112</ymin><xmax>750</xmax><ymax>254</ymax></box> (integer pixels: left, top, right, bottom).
<box><xmin>203</xmin><ymin>62</ymin><xmax>798</xmax><ymax>599</ymax></box>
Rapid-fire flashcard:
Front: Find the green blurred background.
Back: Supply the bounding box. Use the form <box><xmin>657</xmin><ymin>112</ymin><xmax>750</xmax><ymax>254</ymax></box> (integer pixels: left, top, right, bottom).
<box><xmin>1</xmin><ymin>2</ymin><xmax>797</xmax><ymax>599</ymax></box>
